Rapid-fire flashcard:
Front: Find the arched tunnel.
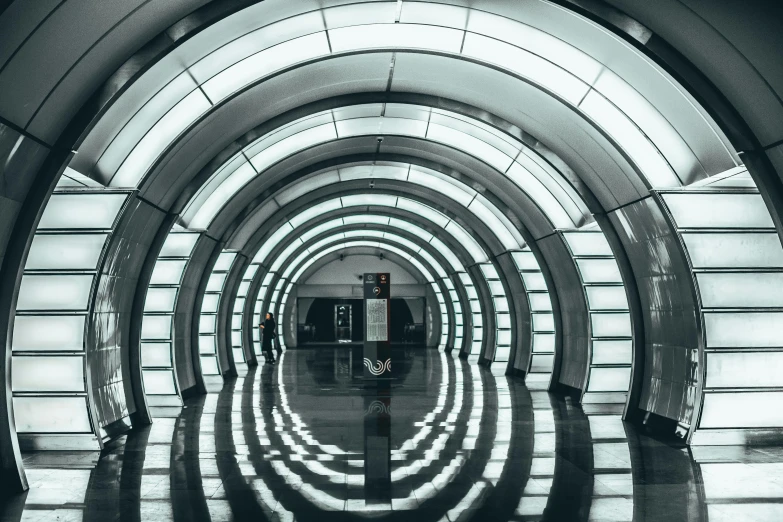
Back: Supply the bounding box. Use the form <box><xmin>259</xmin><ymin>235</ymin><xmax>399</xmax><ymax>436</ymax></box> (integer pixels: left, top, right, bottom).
<box><xmin>1</xmin><ymin>1</ymin><xmax>783</xmax><ymax>520</ymax></box>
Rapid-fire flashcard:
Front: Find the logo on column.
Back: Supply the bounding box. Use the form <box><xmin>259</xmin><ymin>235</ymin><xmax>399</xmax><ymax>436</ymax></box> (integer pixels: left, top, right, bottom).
<box><xmin>363</xmin><ymin>358</ymin><xmax>391</xmax><ymax>375</ymax></box>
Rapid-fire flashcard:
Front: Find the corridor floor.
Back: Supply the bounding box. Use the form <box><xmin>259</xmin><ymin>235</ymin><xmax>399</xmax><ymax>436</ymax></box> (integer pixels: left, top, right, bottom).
<box><xmin>2</xmin><ymin>347</ymin><xmax>782</xmax><ymax>521</ymax></box>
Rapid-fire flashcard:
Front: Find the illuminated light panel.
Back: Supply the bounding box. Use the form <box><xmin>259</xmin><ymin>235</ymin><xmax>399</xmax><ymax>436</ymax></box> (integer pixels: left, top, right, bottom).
<box><xmin>112</xmin><ymin>89</ymin><xmax>212</xmax><ymax>187</ymax></box>
<box><xmin>159</xmin><ymin>232</ymin><xmax>199</xmax><ymax>257</ymax></box>
<box><xmin>580</xmin><ymin>90</ymin><xmax>680</xmax><ymax>188</ymax></box>
<box><xmin>12</xmin><ymin>356</ymin><xmax>85</xmax><ymax>392</ymax></box>
<box><xmin>461</xmin><ymin>32</ymin><xmax>590</xmax><ymax>106</ymax></box>
<box><xmin>329</xmin><ymin>23</ymin><xmax>463</xmax><ymax>53</ymax></box>
<box><xmin>201</xmin><ymin>32</ymin><xmax>331</xmax><ymax>102</ymax></box>
<box><xmin>12</xmin><ymin>315</ymin><xmax>85</xmax><ymax>351</ymax></box>
<box><xmin>662</xmin><ymin>193</ymin><xmax>774</xmax><ymax>229</ymax></box>
<box><xmin>17</xmin><ymin>275</ymin><xmax>94</xmax><ymax>311</ymax></box>
<box><xmin>682</xmin><ymin>233</ymin><xmax>783</xmax><ymax>268</ymax></box>
<box><xmin>38</xmin><ymin>193</ymin><xmax>127</xmax><ymax>229</ymax></box>
<box><xmin>27</xmin><ymin>234</ymin><xmax>107</xmax><ymax>270</ymax></box>
<box><xmin>13</xmin><ymin>396</ymin><xmax>92</xmax><ymax>433</ymax></box>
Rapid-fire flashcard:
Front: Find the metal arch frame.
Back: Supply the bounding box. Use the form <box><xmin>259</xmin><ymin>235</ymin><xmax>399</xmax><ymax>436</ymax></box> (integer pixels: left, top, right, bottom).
<box><xmin>259</xmin><ymin>226</ymin><xmax>460</xmax><ymax>349</ymax></box>
<box><xmin>238</xmin><ymin>195</ymin><xmax>491</xmax><ymax>359</ymax></box>
<box><xmin>3</xmin><ymin>0</ymin><xmax>782</xmax><ymax>494</ymax></box>
<box><xmin>70</xmin><ymin>4</ymin><xmax>734</xmax><ymax>197</ymax></box>
<box><xmin>236</xmin><ymin>205</ymin><xmax>478</xmax><ymax>356</ymax></box>
<box><xmin>271</xmin><ymin>239</ymin><xmax>451</xmax><ymax>349</ymax></box>
<box><xmin>232</xmin><ymin>182</ymin><xmax>512</xmax><ymax>359</ymax></box>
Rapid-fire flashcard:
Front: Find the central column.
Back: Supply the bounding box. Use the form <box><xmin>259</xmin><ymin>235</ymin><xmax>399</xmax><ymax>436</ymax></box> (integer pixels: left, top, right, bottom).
<box><xmin>363</xmin><ymin>272</ymin><xmax>391</xmax><ymax>379</ymax></box>
<box><xmin>362</xmin><ymin>272</ymin><xmax>392</xmax><ymax>502</ymax></box>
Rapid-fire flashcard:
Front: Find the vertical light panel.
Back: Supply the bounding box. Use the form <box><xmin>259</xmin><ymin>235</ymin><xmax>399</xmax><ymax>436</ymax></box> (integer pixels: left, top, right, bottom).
<box><xmin>141</xmin><ymin>230</ymin><xmax>200</xmax><ymax>404</ymax></box>
<box><xmin>199</xmin><ymin>251</ymin><xmax>238</xmax><ymax>374</ymax></box>
<box><xmin>561</xmin><ymin>229</ymin><xmax>630</xmax><ymax>404</ymax></box>
<box><xmin>13</xmin><ymin>189</ymin><xmax>129</xmax><ymax>445</ymax></box>
<box><xmin>659</xmin><ymin>178</ymin><xmax>783</xmax><ymax>440</ymax></box>
<box><xmin>513</xmin><ymin>248</ymin><xmax>554</xmax><ymax>376</ymax></box>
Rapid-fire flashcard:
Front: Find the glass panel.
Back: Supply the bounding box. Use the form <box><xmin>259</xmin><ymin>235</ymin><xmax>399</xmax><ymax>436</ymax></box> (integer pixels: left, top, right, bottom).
<box><xmin>496</xmin><ymin>314</ymin><xmax>511</xmax><ymax>329</ymax></box>
<box><xmin>487</xmin><ymin>280</ymin><xmax>504</xmax><ymax>295</ymax></box>
<box><xmin>150</xmin><ymin>259</ymin><xmax>188</xmax><ymax>284</ymax></box>
<box><xmin>662</xmin><ymin>193</ymin><xmax>774</xmax><ymax>229</ymax></box>
<box><xmin>202</xmin><ymin>32</ymin><xmax>331</xmax><ymax>103</ymax></box>
<box><xmin>231</xmin><ymin>331</ymin><xmax>242</xmax><ymax>346</ymax></box>
<box><xmin>494</xmin><ymin>346</ymin><xmax>510</xmax><ymax>361</ymax></box>
<box><xmin>462</xmin><ymin>32</ymin><xmax>590</xmax><ymax>106</ymax></box>
<box><xmin>682</xmin><ymin>233</ymin><xmax>783</xmax><ymax>268</ymax></box>
<box><xmin>214</xmin><ymin>252</ymin><xmax>237</xmax><ymax>271</ymax></box>
<box><xmin>237</xmin><ymin>281</ymin><xmax>251</xmax><ymax>296</ymax></box>
<box><xmin>533</xmin><ymin>313</ymin><xmax>554</xmax><ymax>332</ymax></box>
<box><xmin>329</xmin><ymin>23</ymin><xmax>463</xmax><ymax>53</ymax></box>
<box><xmin>521</xmin><ymin>272</ymin><xmax>547</xmax><ymax>291</ymax></box>
<box><xmin>533</xmin><ymin>333</ymin><xmax>555</xmax><ymax>353</ymax></box>
<box><xmin>585</xmin><ymin>286</ymin><xmax>629</xmax><ymax>310</ymax></box>
<box><xmin>472</xmin><ymin>313</ymin><xmax>483</xmax><ymax>327</ymax></box>
<box><xmin>144</xmin><ymin>288</ymin><xmax>177</xmax><ymax>312</ymax></box>
<box><xmin>201</xmin><ymin>293</ymin><xmax>219</xmax><ymax>313</ymax></box>
<box><xmin>696</xmin><ymin>272</ymin><xmax>783</xmax><ymax>308</ymax></box>
<box><xmin>512</xmin><ymin>251</ymin><xmax>539</xmax><ymax>270</ymax></box>
<box><xmin>201</xmin><ymin>356</ymin><xmax>220</xmax><ymax>375</ymax></box>
<box><xmin>575</xmin><ymin>259</ymin><xmax>623</xmax><ymax>283</ymax></box>
<box><xmin>528</xmin><ymin>293</ymin><xmax>552</xmax><ymax>312</ymax></box>
<box><xmin>233</xmin><ymin>297</ymin><xmax>246</xmax><ymax>313</ymax></box>
<box><xmin>231</xmin><ymin>315</ymin><xmax>242</xmax><ymax>330</ymax></box>
<box><xmin>206</xmin><ymin>273</ymin><xmax>227</xmax><ymax>292</ymax></box>
<box><xmin>13</xmin><ymin>315</ymin><xmax>85</xmax><ymax>351</ymax></box>
<box><xmin>562</xmin><ymin>232</ymin><xmax>613</xmax><ymax>256</ymax></box>
<box><xmin>113</xmin><ymin>90</ymin><xmax>211</xmax><ymax>188</ymax></box>
<box><xmin>496</xmin><ymin>330</ymin><xmax>512</xmax><ymax>345</ymax></box>
<box><xmin>289</xmin><ymin>200</ymin><xmax>343</xmax><ymax>229</ymax></box>
<box><xmin>13</xmin><ymin>396</ymin><xmax>92</xmax><ymax>433</ymax></box>
<box><xmin>704</xmin><ymin>312</ymin><xmax>783</xmax><ymax>347</ymax></box>
<box><xmin>493</xmin><ymin>298</ymin><xmax>510</xmax><ymax>312</ymax></box>
<box><xmin>243</xmin><ymin>265</ymin><xmax>259</xmax><ymax>280</ymax></box>
<box><xmin>590</xmin><ymin>313</ymin><xmax>632</xmax><ymax>337</ymax></box>
<box><xmin>38</xmin><ymin>193</ymin><xmax>127</xmax><ymax>229</ymax></box>
<box><xmin>530</xmin><ymin>353</ymin><xmax>554</xmax><ymax>372</ymax></box>
<box><xmin>199</xmin><ymin>335</ymin><xmax>216</xmax><ymax>355</ymax></box>
<box><xmin>700</xmin><ymin>392</ymin><xmax>783</xmax><ymax>428</ymax></box>
<box><xmin>12</xmin><ymin>356</ymin><xmax>84</xmax><ymax>392</ymax></box>
<box><xmin>141</xmin><ymin>315</ymin><xmax>171</xmax><ymax>340</ymax></box>
<box><xmin>706</xmin><ymin>352</ymin><xmax>783</xmax><ymax>388</ymax></box>
<box><xmin>592</xmin><ymin>340</ymin><xmax>633</xmax><ymax>365</ymax></box>
<box><xmin>141</xmin><ymin>342</ymin><xmax>172</xmax><ymax>368</ymax></box>
<box><xmin>27</xmin><ymin>234</ymin><xmax>107</xmax><ymax>270</ymax></box>
<box><xmin>17</xmin><ymin>274</ymin><xmax>94</xmax><ymax>311</ymax></box>
<box><xmin>587</xmin><ymin>367</ymin><xmax>631</xmax><ymax>392</ymax></box>
<box><xmin>581</xmin><ymin>91</ymin><xmax>679</xmax><ymax>188</ymax></box>
<box><xmin>199</xmin><ymin>315</ymin><xmax>216</xmax><ymax>334</ymax></box>
<box><xmin>142</xmin><ymin>370</ymin><xmax>177</xmax><ymax>395</ymax></box>
<box><xmin>465</xmin><ymin>286</ymin><xmax>478</xmax><ymax>300</ymax></box>
<box><xmin>159</xmin><ymin>233</ymin><xmax>199</xmax><ymax>257</ymax></box>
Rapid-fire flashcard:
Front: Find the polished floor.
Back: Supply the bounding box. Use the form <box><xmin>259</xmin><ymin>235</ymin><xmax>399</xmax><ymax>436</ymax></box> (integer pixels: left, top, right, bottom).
<box><xmin>3</xmin><ymin>347</ymin><xmax>783</xmax><ymax>521</ymax></box>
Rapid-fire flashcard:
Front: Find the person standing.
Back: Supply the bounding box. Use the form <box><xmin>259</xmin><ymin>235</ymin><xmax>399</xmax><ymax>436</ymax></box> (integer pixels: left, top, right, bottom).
<box><xmin>260</xmin><ymin>312</ymin><xmax>276</xmax><ymax>364</ymax></box>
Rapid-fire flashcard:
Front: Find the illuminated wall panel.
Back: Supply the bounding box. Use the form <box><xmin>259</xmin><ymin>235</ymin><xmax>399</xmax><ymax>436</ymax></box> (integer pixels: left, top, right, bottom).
<box><xmin>140</xmin><ymin>231</ymin><xmax>201</xmax><ymax>405</ymax></box>
<box><xmin>12</xmin><ymin>189</ymin><xmax>129</xmax><ymax>446</ymax></box>
<box><xmin>512</xmin><ymin>247</ymin><xmax>554</xmax><ymax>377</ymax></box>
<box><xmin>199</xmin><ymin>251</ymin><xmax>238</xmax><ymax>374</ymax></box>
<box><xmin>658</xmin><ymin>173</ymin><xmax>783</xmax><ymax>442</ymax></box>
<box><xmin>480</xmin><ymin>263</ymin><xmax>510</xmax><ymax>362</ymax></box>
<box><xmin>562</xmin><ymin>228</ymin><xmax>631</xmax><ymax>406</ymax></box>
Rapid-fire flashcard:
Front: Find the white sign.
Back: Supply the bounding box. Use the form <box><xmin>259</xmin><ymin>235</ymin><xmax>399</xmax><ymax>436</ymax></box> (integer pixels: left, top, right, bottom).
<box><xmin>366</xmin><ymin>299</ymin><xmax>388</xmax><ymax>342</ymax></box>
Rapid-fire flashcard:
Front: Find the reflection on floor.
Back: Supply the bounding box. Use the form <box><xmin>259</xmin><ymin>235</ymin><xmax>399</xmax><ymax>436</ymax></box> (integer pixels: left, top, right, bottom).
<box><xmin>3</xmin><ymin>346</ymin><xmax>783</xmax><ymax>521</ymax></box>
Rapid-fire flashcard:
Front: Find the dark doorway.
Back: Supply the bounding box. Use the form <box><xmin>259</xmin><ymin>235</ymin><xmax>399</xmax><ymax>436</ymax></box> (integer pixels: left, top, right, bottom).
<box><xmin>302</xmin><ymin>298</ymin><xmax>415</xmax><ymax>343</ymax></box>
